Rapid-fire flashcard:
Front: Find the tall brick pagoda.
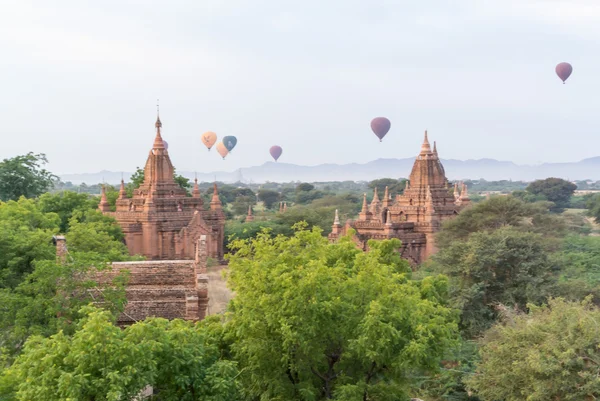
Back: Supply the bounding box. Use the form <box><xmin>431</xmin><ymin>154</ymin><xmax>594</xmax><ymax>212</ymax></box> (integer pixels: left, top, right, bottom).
<box><xmin>101</xmin><ymin>115</ymin><xmax>225</xmax><ymax>261</ymax></box>
<box><xmin>328</xmin><ymin>131</ymin><xmax>470</xmax><ymax>265</ymax></box>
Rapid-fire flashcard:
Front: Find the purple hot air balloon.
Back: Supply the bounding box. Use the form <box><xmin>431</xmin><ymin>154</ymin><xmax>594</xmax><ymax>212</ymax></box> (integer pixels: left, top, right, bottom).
<box><xmin>556</xmin><ymin>62</ymin><xmax>573</xmax><ymax>84</ymax></box>
<box><xmin>163</xmin><ymin>140</ymin><xmax>168</xmax><ymax>150</ymax></box>
<box><xmin>270</xmin><ymin>145</ymin><xmax>283</xmax><ymax>161</ymax></box>
<box><xmin>370</xmin><ymin>117</ymin><xmax>391</xmax><ymax>142</ymax></box>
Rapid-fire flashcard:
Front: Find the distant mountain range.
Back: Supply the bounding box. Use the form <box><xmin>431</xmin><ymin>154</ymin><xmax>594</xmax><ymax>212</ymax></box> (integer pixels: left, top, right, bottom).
<box><xmin>58</xmin><ymin>157</ymin><xmax>600</xmax><ymax>185</ymax></box>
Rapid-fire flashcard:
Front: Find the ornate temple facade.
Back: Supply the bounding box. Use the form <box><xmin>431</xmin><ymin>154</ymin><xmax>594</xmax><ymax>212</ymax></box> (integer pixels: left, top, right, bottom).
<box><xmin>328</xmin><ymin>131</ymin><xmax>470</xmax><ymax>265</ymax></box>
<box><xmin>100</xmin><ymin>116</ymin><xmax>225</xmax><ymax>261</ymax></box>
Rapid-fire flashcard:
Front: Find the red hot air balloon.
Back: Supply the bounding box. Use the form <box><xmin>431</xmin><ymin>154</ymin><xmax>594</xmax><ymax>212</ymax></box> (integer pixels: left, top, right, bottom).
<box><xmin>269</xmin><ymin>145</ymin><xmax>283</xmax><ymax>161</ymax></box>
<box><xmin>556</xmin><ymin>62</ymin><xmax>573</xmax><ymax>84</ymax></box>
<box><xmin>370</xmin><ymin>117</ymin><xmax>391</xmax><ymax>142</ymax></box>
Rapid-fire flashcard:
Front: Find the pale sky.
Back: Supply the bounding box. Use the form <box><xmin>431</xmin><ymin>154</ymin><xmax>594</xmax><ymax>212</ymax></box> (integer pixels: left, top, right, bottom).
<box><xmin>2</xmin><ymin>0</ymin><xmax>599</xmax><ymax>174</ymax></box>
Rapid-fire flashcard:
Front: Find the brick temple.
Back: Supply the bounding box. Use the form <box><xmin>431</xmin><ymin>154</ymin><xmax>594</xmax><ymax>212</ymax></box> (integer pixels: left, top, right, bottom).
<box><xmin>328</xmin><ymin>131</ymin><xmax>470</xmax><ymax>265</ymax></box>
<box><xmin>99</xmin><ymin>115</ymin><xmax>225</xmax><ymax>261</ymax></box>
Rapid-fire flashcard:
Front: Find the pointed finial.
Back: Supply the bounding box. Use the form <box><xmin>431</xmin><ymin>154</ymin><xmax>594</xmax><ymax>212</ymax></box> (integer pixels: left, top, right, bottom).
<box><xmin>420</xmin><ymin>130</ymin><xmax>431</xmax><ymax>154</ymax></box>
<box><xmin>248</xmin><ymin>204</ymin><xmax>253</xmax><ymax>216</ymax></box>
<box><xmin>333</xmin><ymin>209</ymin><xmax>340</xmax><ymax>226</ymax></box>
<box><xmin>372</xmin><ymin>187</ymin><xmax>380</xmax><ymax>203</ymax></box>
<box><xmin>210</xmin><ymin>182</ymin><xmax>222</xmax><ymax>209</ymax></box>
<box><xmin>385</xmin><ymin>209</ymin><xmax>393</xmax><ymax>226</ymax></box>
<box><xmin>433</xmin><ymin>141</ymin><xmax>438</xmax><ymax>156</ymax></box>
<box><xmin>192</xmin><ymin>176</ymin><xmax>200</xmax><ymax>198</ymax></box>
<box><xmin>118</xmin><ymin>178</ymin><xmax>126</xmax><ymax>199</ymax></box>
<box><xmin>99</xmin><ymin>184</ymin><xmax>110</xmax><ymax>212</ymax></box>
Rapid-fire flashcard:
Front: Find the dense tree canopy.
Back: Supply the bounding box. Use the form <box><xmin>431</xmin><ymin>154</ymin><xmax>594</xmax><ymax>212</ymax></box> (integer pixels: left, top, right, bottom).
<box><xmin>226</xmin><ymin>225</ymin><xmax>458</xmax><ymax>400</ymax></box>
<box><xmin>0</xmin><ymin>308</ymin><xmax>241</xmax><ymax>401</ymax></box>
<box><xmin>467</xmin><ymin>298</ymin><xmax>600</xmax><ymax>401</ymax></box>
<box><xmin>37</xmin><ymin>191</ymin><xmax>99</xmax><ymax>233</ymax></box>
<box><xmin>525</xmin><ymin>177</ymin><xmax>577</xmax><ymax>212</ymax></box>
<box><xmin>368</xmin><ymin>178</ymin><xmax>407</xmax><ymax>197</ymax></box>
<box><xmin>257</xmin><ymin>189</ymin><xmax>280</xmax><ymax>209</ymax></box>
<box><xmin>0</xmin><ymin>153</ymin><xmax>57</xmax><ymax>202</ymax></box>
<box><xmin>435</xmin><ymin>195</ymin><xmax>565</xmax><ymax>249</ymax></box>
<box><xmin>432</xmin><ymin>226</ymin><xmax>557</xmax><ymax>337</ymax></box>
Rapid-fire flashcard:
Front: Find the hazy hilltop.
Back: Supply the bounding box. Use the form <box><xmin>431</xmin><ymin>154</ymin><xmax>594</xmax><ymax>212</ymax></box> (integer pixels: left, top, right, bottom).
<box><xmin>58</xmin><ymin>157</ymin><xmax>600</xmax><ymax>185</ymax></box>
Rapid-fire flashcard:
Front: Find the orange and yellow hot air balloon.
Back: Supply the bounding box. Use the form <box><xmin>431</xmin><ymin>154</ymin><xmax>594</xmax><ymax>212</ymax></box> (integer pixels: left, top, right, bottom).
<box><xmin>216</xmin><ymin>142</ymin><xmax>229</xmax><ymax>159</ymax></box>
<box><xmin>201</xmin><ymin>131</ymin><xmax>217</xmax><ymax>151</ymax></box>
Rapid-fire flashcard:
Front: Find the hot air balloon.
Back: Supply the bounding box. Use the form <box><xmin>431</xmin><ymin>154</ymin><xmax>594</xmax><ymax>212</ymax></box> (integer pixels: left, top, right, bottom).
<box><xmin>216</xmin><ymin>142</ymin><xmax>229</xmax><ymax>159</ymax></box>
<box><xmin>201</xmin><ymin>131</ymin><xmax>217</xmax><ymax>151</ymax></box>
<box><xmin>222</xmin><ymin>135</ymin><xmax>237</xmax><ymax>152</ymax></box>
<box><xmin>370</xmin><ymin>117</ymin><xmax>391</xmax><ymax>142</ymax></box>
<box><xmin>270</xmin><ymin>145</ymin><xmax>283</xmax><ymax>161</ymax></box>
<box><xmin>163</xmin><ymin>140</ymin><xmax>168</xmax><ymax>150</ymax></box>
<box><xmin>556</xmin><ymin>62</ymin><xmax>573</xmax><ymax>84</ymax></box>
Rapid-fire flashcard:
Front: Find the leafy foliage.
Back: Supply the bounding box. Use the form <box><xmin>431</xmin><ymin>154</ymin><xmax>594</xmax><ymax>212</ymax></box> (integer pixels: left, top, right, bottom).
<box><xmin>0</xmin><ymin>253</ymin><xmax>128</xmax><ymax>359</ymax></box>
<box><xmin>37</xmin><ymin>191</ymin><xmax>99</xmax><ymax>233</ymax></box>
<box><xmin>467</xmin><ymin>297</ymin><xmax>600</xmax><ymax>401</ymax></box>
<box><xmin>435</xmin><ymin>195</ymin><xmax>565</xmax><ymax>249</ymax></box>
<box><xmin>368</xmin><ymin>178</ymin><xmax>407</xmax><ymax>197</ymax></box>
<box><xmin>0</xmin><ymin>153</ymin><xmax>57</xmax><ymax>201</ymax></box>
<box><xmin>257</xmin><ymin>189</ymin><xmax>280</xmax><ymax>209</ymax></box>
<box><xmin>226</xmin><ymin>225</ymin><xmax>458</xmax><ymax>400</ymax></box>
<box><xmin>0</xmin><ymin>308</ymin><xmax>241</xmax><ymax>401</ymax></box>
<box><xmin>432</xmin><ymin>226</ymin><xmax>558</xmax><ymax>337</ymax></box>
<box><xmin>0</xmin><ymin>198</ymin><xmax>60</xmax><ymax>288</ymax></box>
<box><xmin>586</xmin><ymin>193</ymin><xmax>600</xmax><ymax>224</ymax></box>
<box><xmin>525</xmin><ymin>177</ymin><xmax>577</xmax><ymax>212</ymax></box>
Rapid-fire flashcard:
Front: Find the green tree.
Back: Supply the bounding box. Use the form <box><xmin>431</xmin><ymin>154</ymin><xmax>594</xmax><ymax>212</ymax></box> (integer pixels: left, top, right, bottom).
<box><xmin>66</xmin><ymin>209</ymin><xmax>132</xmax><ymax>260</ymax></box>
<box><xmin>258</xmin><ymin>189</ymin><xmax>280</xmax><ymax>209</ymax></box>
<box><xmin>296</xmin><ymin>182</ymin><xmax>315</xmax><ymax>192</ymax></box>
<box><xmin>432</xmin><ymin>226</ymin><xmax>557</xmax><ymax>337</ymax></box>
<box><xmin>368</xmin><ymin>178</ymin><xmax>407</xmax><ymax>197</ymax></box>
<box><xmin>0</xmin><ymin>308</ymin><xmax>241</xmax><ymax>401</ymax></box>
<box><xmin>0</xmin><ymin>253</ymin><xmax>128</xmax><ymax>358</ymax></box>
<box><xmin>525</xmin><ymin>177</ymin><xmax>577</xmax><ymax>212</ymax></box>
<box><xmin>231</xmin><ymin>196</ymin><xmax>256</xmax><ymax>216</ymax></box>
<box><xmin>467</xmin><ymin>297</ymin><xmax>600</xmax><ymax>401</ymax></box>
<box><xmin>37</xmin><ymin>191</ymin><xmax>98</xmax><ymax>233</ymax></box>
<box><xmin>226</xmin><ymin>226</ymin><xmax>458</xmax><ymax>400</ymax></box>
<box><xmin>0</xmin><ymin>153</ymin><xmax>57</xmax><ymax>201</ymax></box>
<box><xmin>586</xmin><ymin>193</ymin><xmax>600</xmax><ymax>224</ymax></box>
<box><xmin>436</xmin><ymin>195</ymin><xmax>565</xmax><ymax>249</ymax></box>
<box><xmin>0</xmin><ymin>198</ymin><xmax>60</xmax><ymax>288</ymax></box>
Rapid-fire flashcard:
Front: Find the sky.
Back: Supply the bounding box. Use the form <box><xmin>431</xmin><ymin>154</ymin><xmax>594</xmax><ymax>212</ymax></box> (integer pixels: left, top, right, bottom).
<box><xmin>1</xmin><ymin>0</ymin><xmax>600</xmax><ymax>174</ymax></box>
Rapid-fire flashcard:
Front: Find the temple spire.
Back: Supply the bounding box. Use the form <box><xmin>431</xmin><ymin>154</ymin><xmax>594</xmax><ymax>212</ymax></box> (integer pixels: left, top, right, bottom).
<box><xmin>99</xmin><ymin>185</ymin><xmax>110</xmax><ymax>212</ymax></box>
<box><xmin>192</xmin><ymin>177</ymin><xmax>201</xmax><ymax>198</ymax></box>
<box><xmin>245</xmin><ymin>204</ymin><xmax>254</xmax><ymax>222</ymax></box>
<box><xmin>433</xmin><ymin>141</ymin><xmax>438</xmax><ymax>157</ymax></box>
<box><xmin>453</xmin><ymin>182</ymin><xmax>460</xmax><ymax>200</ymax></box>
<box><xmin>420</xmin><ymin>130</ymin><xmax>431</xmax><ymax>154</ymax></box>
<box><xmin>382</xmin><ymin>186</ymin><xmax>390</xmax><ymax>208</ymax></box>
<box><xmin>210</xmin><ymin>182</ymin><xmax>222</xmax><ymax>210</ymax></box>
<box><xmin>118</xmin><ymin>179</ymin><xmax>126</xmax><ymax>200</ymax></box>
<box><xmin>460</xmin><ymin>183</ymin><xmax>470</xmax><ymax>201</ymax></box>
<box><xmin>372</xmin><ymin>187</ymin><xmax>380</xmax><ymax>203</ymax></box>
<box><xmin>333</xmin><ymin>209</ymin><xmax>340</xmax><ymax>226</ymax></box>
<box><xmin>153</xmin><ymin>106</ymin><xmax>165</xmax><ymax>150</ymax></box>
